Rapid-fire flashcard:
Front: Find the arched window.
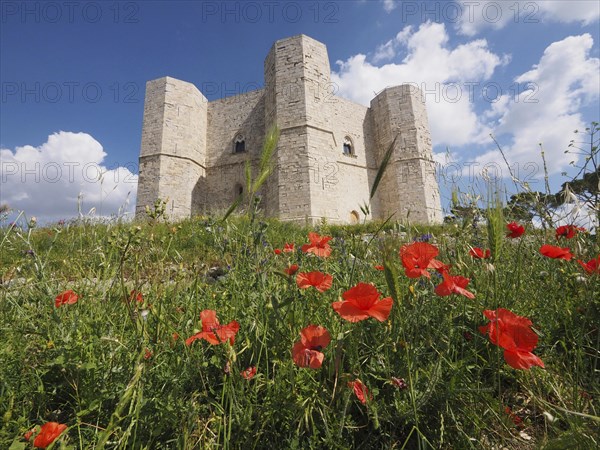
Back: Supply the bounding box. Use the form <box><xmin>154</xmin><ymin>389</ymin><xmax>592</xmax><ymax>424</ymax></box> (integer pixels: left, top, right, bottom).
<box><xmin>350</xmin><ymin>210</ymin><xmax>360</xmax><ymax>224</ymax></box>
<box><xmin>233</xmin><ymin>133</ymin><xmax>246</xmax><ymax>153</ymax></box>
<box><xmin>343</xmin><ymin>136</ymin><xmax>354</xmax><ymax>156</ymax></box>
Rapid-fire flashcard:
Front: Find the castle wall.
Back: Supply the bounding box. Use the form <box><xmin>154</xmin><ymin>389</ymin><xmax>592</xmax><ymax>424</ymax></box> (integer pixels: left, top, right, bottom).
<box><xmin>264</xmin><ymin>35</ymin><xmax>320</xmax><ymax>222</ymax></box>
<box><xmin>370</xmin><ymin>85</ymin><xmax>442</xmax><ymax>223</ymax></box>
<box><xmin>136</xmin><ymin>35</ymin><xmax>442</xmax><ymax>225</ymax></box>
<box><xmin>137</xmin><ymin>79</ymin><xmax>167</xmax><ymax>216</ymax></box>
<box><xmin>299</xmin><ymin>96</ymin><xmax>375</xmax><ymax>223</ymax></box>
<box><xmin>205</xmin><ymin>89</ymin><xmax>265</xmax><ymax>213</ymax></box>
<box><xmin>137</xmin><ymin>77</ymin><xmax>207</xmax><ymax>218</ymax></box>
<box><xmin>263</xmin><ymin>34</ymin><xmax>377</xmax><ymax>224</ymax></box>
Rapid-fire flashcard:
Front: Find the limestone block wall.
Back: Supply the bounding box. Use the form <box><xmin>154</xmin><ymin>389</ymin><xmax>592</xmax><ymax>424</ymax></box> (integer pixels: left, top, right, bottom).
<box><xmin>137</xmin><ymin>77</ymin><xmax>207</xmax><ymax>218</ymax></box>
<box><xmin>135</xmin><ymin>155</ymin><xmax>160</xmax><ymax>215</ymax></box>
<box><xmin>205</xmin><ymin>89</ymin><xmax>265</xmax><ymax>212</ymax></box>
<box><xmin>301</xmin><ymin>37</ymin><xmax>332</xmax><ymax>131</ymax></box>
<box><xmin>136</xmin><ymin>35</ymin><xmax>443</xmax><ymax>226</ymax></box>
<box><xmin>303</xmin><ymin>96</ymin><xmax>374</xmax><ymax>223</ymax></box>
<box><xmin>262</xmin><ymin>45</ymin><xmax>280</xmax><ymax>217</ymax></box>
<box><xmin>370</xmin><ymin>88</ymin><xmax>401</xmax><ymax>221</ymax></box>
<box><xmin>155</xmin><ymin>156</ymin><xmax>205</xmax><ymax>218</ymax></box>
<box><xmin>370</xmin><ymin>85</ymin><xmax>442</xmax><ymax>223</ymax></box>
<box><xmin>272</xmin><ymin>128</ymin><xmax>311</xmax><ymax>222</ymax></box>
<box><xmin>305</xmin><ymin>127</ymin><xmax>336</xmax><ymax>222</ymax></box>
<box><xmin>206</xmin><ymin>90</ymin><xmax>265</xmax><ymax>167</ymax></box>
<box><xmin>137</xmin><ymin>79</ymin><xmax>168</xmax><ymax>216</ymax></box>
<box><xmin>331</xmin><ymin>96</ymin><xmax>374</xmax><ymax>223</ymax></box>
<box><xmin>264</xmin><ymin>35</ymin><xmax>324</xmax><ymax>222</ymax></box>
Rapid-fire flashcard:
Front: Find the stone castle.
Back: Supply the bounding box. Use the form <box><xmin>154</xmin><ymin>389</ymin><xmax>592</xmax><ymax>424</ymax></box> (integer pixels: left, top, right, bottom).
<box><xmin>136</xmin><ymin>34</ymin><xmax>442</xmax><ymax>224</ymax></box>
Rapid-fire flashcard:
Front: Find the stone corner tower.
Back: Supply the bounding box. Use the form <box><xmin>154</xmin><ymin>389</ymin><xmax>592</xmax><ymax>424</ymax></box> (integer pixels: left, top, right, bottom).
<box><xmin>263</xmin><ymin>34</ymin><xmax>335</xmax><ymax>223</ymax></box>
<box><xmin>136</xmin><ymin>76</ymin><xmax>208</xmax><ymax>219</ymax></box>
<box><xmin>370</xmin><ymin>85</ymin><xmax>442</xmax><ymax>224</ymax></box>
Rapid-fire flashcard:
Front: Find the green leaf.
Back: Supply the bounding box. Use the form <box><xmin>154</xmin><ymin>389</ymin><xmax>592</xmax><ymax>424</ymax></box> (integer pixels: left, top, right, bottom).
<box><xmin>370</xmin><ymin>134</ymin><xmax>398</xmax><ymax>200</ymax></box>
<box><xmin>259</xmin><ymin>125</ymin><xmax>280</xmax><ymax>175</ymax></box>
<box><xmin>222</xmin><ymin>194</ymin><xmax>243</xmax><ymax>222</ymax></box>
<box><xmin>8</xmin><ymin>440</ymin><xmax>27</xmax><ymax>450</ymax></box>
<box><xmin>383</xmin><ymin>259</ymin><xmax>402</xmax><ymax>307</ymax></box>
<box><xmin>244</xmin><ymin>160</ymin><xmax>252</xmax><ymax>196</ymax></box>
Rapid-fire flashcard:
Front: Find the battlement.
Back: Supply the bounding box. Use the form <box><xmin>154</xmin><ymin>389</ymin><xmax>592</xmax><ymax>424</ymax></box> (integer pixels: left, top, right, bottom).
<box><xmin>136</xmin><ymin>35</ymin><xmax>442</xmax><ymax>224</ymax></box>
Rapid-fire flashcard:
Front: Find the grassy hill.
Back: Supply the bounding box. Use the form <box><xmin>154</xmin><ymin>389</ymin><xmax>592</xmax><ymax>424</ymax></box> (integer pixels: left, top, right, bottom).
<box><xmin>1</xmin><ymin>214</ymin><xmax>598</xmax><ymax>449</ymax></box>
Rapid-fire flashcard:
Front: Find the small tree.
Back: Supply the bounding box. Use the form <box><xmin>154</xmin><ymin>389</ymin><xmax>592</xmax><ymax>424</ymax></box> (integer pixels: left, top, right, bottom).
<box><xmin>504</xmin><ymin>191</ymin><xmax>554</xmax><ymax>228</ymax></box>
<box><xmin>553</xmin><ymin>121</ymin><xmax>599</xmax><ymax>230</ymax></box>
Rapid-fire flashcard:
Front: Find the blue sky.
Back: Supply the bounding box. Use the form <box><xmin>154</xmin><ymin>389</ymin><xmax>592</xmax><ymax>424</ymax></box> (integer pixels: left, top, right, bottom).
<box><xmin>1</xmin><ymin>0</ymin><xmax>599</xmax><ymax>223</ymax></box>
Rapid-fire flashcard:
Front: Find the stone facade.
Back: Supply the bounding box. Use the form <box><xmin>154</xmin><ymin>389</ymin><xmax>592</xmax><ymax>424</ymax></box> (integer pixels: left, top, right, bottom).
<box><xmin>136</xmin><ymin>34</ymin><xmax>442</xmax><ymax>224</ymax></box>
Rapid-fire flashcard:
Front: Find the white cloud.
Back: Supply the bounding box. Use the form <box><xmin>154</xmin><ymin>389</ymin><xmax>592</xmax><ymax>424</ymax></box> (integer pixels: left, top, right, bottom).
<box><xmin>456</xmin><ymin>1</ymin><xmax>600</xmax><ymax>36</ymax></box>
<box><xmin>331</xmin><ymin>23</ymin><xmax>598</xmax><ymax>188</ymax></box>
<box><xmin>0</xmin><ymin>131</ymin><xmax>137</xmax><ymax>222</ymax></box>
<box><xmin>540</xmin><ymin>1</ymin><xmax>600</xmax><ymax>24</ymax></box>
<box><xmin>372</xmin><ymin>41</ymin><xmax>396</xmax><ymax>64</ymax></box>
<box><xmin>476</xmin><ymin>34</ymin><xmax>599</xmax><ymax>178</ymax></box>
<box><xmin>433</xmin><ymin>150</ymin><xmax>458</xmax><ymax>167</ymax></box>
<box><xmin>331</xmin><ymin>22</ymin><xmax>506</xmax><ymax>147</ymax></box>
<box><xmin>382</xmin><ymin>0</ymin><xmax>397</xmax><ymax>13</ymax></box>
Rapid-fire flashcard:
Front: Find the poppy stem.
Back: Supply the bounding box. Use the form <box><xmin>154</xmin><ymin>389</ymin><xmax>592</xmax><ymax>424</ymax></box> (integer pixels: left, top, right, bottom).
<box><xmin>348</xmin><ymin>233</ymin><xmax>358</xmax><ymax>288</ymax></box>
<box><xmin>398</xmin><ymin>323</ymin><xmax>421</xmax><ymax>449</ymax></box>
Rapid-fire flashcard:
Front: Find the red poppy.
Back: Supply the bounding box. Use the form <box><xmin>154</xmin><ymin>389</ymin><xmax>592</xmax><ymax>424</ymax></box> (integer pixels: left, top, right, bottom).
<box><xmin>129</xmin><ymin>290</ymin><xmax>144</xmax><ymax>304</ymax></box>
<box><xmin>539</xmin><ymin>244</ymin><xmax>573</xmax><ymax>261</ymax></box>
<box><xmin>54</xmin><ymin>290</ymin><xmax>78</xmax><ymax>308</ymax></box>
<box><xmin>185</xmin><ymin>310</ymin><xmax>240</xmax><ymax>346</ymax></box>
<box><xmin>332</xmin><ymin>282</ymin><xmax>393</xmax><ymax>322</ymax></box>
<box><xmin>284</xmin><ymin>264</ymin><xmax>299</xmax><ymax>276</ymax></box>
<box><xmin>479</xmin><ymin>308</ymin><xmax>544</xmax><ymax>370</ymax></box>
<box><xmin>172</xmin><ymin>332</ymin><xmax>179</xmax><ymax>341</ymax></box>
<box><xmin>296</xmin><ymin>271</ymin><xmax>333</xmax><ymax>292</ymax></box>
<box><xmin>274</xmin><ymin>248</ymin><xmax>282</xmax><ymax>255</ymax></box>
<box><xmin>292</xmin><ymin>325</ymin><xmax>331</xmax><ymax>369</ymax></box>
<box><xmin>283</xmin><ymin>243</ymin><xmax>295</xmax><ymax>253</ymax></box>
<box><xmin>24</xmin><ymin>428</ymin><xmax>36</xmax><ymax>441</ymax></box>
<box><xmin>33</xmin><ymin>422</ymin><xmax>67</xmax><ymax>448</ymax></box>
<box><xmin>399</xmin><ymin>242</ymin><xmax>444</xmax><ymax>278</ymax></box>
<box><xmin>374</xmin><ymin>264</ymin><xmax>385</xmax><ymax>271</ymax></box>
<box><xmin>577</xmin><ymin>255</ymin><xmax>600</xmax><ymax>274</ymax></box>
<box><xmin>506</xmin><ymin>222</ymin><xmax>525</xmax><ymax>238</ymax></box>
<box><xmin>504</xmin><ymin>406</ymin><xmax>523</xmax><ymax>427</ymax></box>
<box><xmin>432</xmin><ymin>260</ymin><xmax>452</xmax><ymax>273</ymax></box>
<box><xmin>301</xmin><ymin>232</ymin><xmax>332</xmax><ymax>257</ymax></box>
<box><xmin>434</xmin><ymin>271</ymin><xmax>475</xmax><ymax>299</ymax></box>
<box><xmin>348</xmin><ymin>379</ymin><xmax>372</xmax><ymax>404</ymax></box>
<box><xmin>241</xmin><ymin>366</ymin><xmax>257</xmax><ymax>379</ymax></box>
<box><xmin>469</xmin><ymin>247</ymin><xmax>491</xmax><ymax>259</ymax></box>
<box><xmin>556</xmin><ymin>225</ymin><xmax>585</xmax><ymax>239</ymax></box>
<box><xmin>143</xmin><ymin>348</ymin><xmax>153</xmax><ymax>360</ymax></box>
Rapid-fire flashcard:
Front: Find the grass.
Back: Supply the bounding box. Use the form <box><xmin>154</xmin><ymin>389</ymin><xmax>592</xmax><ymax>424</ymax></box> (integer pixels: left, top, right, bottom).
<box><xmin>0</xmin><ymin>213</ymin><xmax>598</xmax><ymax>449</ymax></box>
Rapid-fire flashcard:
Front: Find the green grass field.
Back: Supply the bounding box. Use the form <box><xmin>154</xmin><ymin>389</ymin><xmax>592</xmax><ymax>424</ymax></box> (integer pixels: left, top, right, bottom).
<box><xmin>0</xmin><ymin>214</ymin><xmax>598</xmax><ymax>449</ymax></box>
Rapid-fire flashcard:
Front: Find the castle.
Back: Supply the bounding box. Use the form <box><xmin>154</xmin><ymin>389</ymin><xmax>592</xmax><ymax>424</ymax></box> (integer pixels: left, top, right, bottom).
<box><xmin>136</xmin><ymin>34</ymin><xmax>442</xmax><ymax>224</ymax></box>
